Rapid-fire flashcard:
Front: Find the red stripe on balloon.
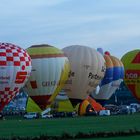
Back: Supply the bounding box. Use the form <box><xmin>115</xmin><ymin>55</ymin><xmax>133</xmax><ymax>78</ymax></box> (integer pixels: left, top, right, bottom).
<box><xmin>0</xmin><ymin>61</ymin><xmax>6</xmax><ymax>66</ymax></box>
<box><xmin>30</xmin><ymin>81</ymin><xmax>37</xmax><ymax>89</ymax></box>
<box><xmin>30</xmin><ymin>54</ymin><xmax>65</xmax><ymax>59</ymax></box>
<box><xmin>132</xmin><ymin>52</ymin><xmax>140</xmax><ymax>63</ymax></box>
<box><xmin>30</xmin><ymin>95</ymin><xmax>51</xmax><ymax>110</ymax></box>
<box><xmin>0</xmin><ymin>52</ymin><xmax>6</xmax><ymax>56</ymax></box>
<box><xmin>127</xmin><ymin>84</ymin><xmax>140</xmax><ymax>101</ymax></box>
<box><xmin>14</xmin><ymin>61</ymin><xmax>20</xmax><ymax>66</ymax></box>
<box><xmin>7</xmin><ymin>57</ymin><xmax>13</xmax><ymax>61</ymax></box>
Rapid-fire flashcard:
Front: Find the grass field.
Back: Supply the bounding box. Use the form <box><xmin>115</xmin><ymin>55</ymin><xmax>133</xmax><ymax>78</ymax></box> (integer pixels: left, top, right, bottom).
<box><xmin>81</xmin><ymin>136</ymin><xmax>140</xmax><ymax>140</ymax></box>
<box><xmin>0</xmin><ymin>113</ymin><xmax>140</xmax><ymax>139</ymax></box>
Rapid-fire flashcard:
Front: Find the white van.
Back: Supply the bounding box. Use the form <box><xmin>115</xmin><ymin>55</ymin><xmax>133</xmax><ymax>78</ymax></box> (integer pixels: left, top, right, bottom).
<box><xmin>41</xmin><ymin>114</ymin><xmax>53</xmax><ymax>118</ymax></box>
<box><xmin>41</xmin><ymin>108</ymin><xmax>52</xmax><ymax>118</ymax></box>
<box><xmin>99</xmin><ymin>110</ymin><xmax>110</xmax><ymax>116</ymax></box>
<box><xmin>24</xmin><ymin>112</ymin><xmax>39</xmax><ymax>119</ymax></box>
<box><xmin>130</xmin><ymin>103</ymin><xmax>140</xmax><ymax>111</ymax></box>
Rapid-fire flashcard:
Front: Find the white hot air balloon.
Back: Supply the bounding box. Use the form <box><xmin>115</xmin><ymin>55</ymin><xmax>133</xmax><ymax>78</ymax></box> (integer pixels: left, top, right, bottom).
<box><xmin>62</xmin><ymin>45</ymin><xmax>106</xmax><ymax>106</ymax></box>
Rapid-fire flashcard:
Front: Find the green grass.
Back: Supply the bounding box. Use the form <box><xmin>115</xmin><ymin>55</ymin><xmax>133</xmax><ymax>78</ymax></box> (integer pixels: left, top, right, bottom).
<box><xmin>0</xmin><ymin>113</ymin><xmax>140</xmax><ymax>138</ymax></box>
<box><xmin>80</xmin><ymin>135</ymin><xmax>140</xmax><ymax>140</ymax></box>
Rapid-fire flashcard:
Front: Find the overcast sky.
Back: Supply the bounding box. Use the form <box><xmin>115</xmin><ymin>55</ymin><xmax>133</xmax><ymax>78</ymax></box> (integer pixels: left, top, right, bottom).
<box><xmin>0</xmin><ymin>0</ymin><xmax>140</xmax><ymax>58</ymax></box>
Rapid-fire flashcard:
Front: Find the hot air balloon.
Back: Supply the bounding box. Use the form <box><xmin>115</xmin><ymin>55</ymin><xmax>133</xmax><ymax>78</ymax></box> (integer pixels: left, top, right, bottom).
<box><xmin>78</xmin><ymin>100</ymin><xmax>96</xmax><ymax>116</ymax></box>
<box><xmin>0</xmin><ymin>43</ymin><xmax>31</xmax><ymax>111</ymax></box>
<box><xmin>51</xmin><ymin>90</ymin><xmax>74</xmax><ymax>113</ymax></box>
<box><xmin>121</xmin><ymin>50</ymin><xmax>140</xmax><ymax>102</ymax></box>
<box><xmin>62</xmin><ymin>45</ymin><xmax>106</xmax><ymax>106</ymax></box>
<box><xmin>91</xmin><ymin>51</ymin><xmax>124</xmax><ymax>104</ymax></box>
<box><xmin>25</xmin><ymin>44</ymin><xmax>70</xmax><ymax>110</ymax></box>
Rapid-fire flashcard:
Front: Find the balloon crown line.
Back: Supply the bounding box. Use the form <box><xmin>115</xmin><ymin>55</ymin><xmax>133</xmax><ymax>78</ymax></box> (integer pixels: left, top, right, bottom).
<box><xmin>0</xmin><ymin>42</ymin><xmax>112</xmax><ymax>54</ymax></box>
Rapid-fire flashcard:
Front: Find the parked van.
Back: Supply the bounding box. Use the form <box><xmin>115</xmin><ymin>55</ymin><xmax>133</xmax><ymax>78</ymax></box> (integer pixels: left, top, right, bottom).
<box><xmin>130</xmin><ymin>103</ymin><xmax>140</xmax><ymax>111</ymax></box>
<box><xmin>41</xmin><ymin>114</ymin><xmax>53</xmax><ymax>118</ymax></box>
<box><xmin>99</xmin><ymin>110</ymin><xmax>110</xmax><ymax>116</ymax></box>
<box><xmin>24</xmin><ymin>112</ymin><xmax>39</xmax><ymax>119</ymax></box>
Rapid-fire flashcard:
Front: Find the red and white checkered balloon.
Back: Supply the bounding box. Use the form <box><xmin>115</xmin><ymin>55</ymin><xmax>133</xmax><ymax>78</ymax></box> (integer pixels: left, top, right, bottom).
<box><xmin>0</xmin><ymin>43</ymin><xmax>32</xmax><ymax>111</ymax></box>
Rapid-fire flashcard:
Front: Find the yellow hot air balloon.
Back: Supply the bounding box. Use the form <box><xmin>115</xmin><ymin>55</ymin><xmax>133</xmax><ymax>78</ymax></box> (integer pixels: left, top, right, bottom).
<box><xmin>121</xmin><ymin>50</ymin><xmax>140</xmax><ymax>101</ymax></box>
<box><xmin>62</xmin><ymin>45</ymin><xmax>106</xmax><ymax>106</ymax></box>
<box><xmin>25</xmin><ymin>44</ymin><xmax>70</xmax><ymax>110</ymax></box>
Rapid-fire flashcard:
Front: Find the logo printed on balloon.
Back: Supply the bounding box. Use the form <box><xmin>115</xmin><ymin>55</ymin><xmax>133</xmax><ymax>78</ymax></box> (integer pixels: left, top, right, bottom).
<box><xmin>101</xmin><ymin>66</ymin><xmax>106</xmax><ymax>72</ymax></box>
<box><xmin>68</xmin><ymin>71</ymin><xmax>75</xmax><ymax>78</ymax></box>
<box><xmin>125</xmin><ymin>70</ymin><xmax>140</xmax><ymax>79</ymax></box>
<box><xmin>64</xmin><ymin>71</ymin><xmax>74</xmax><ymax>85</ymax></box>
<box><xmin>0</xmin><ymin>76</ymin><xmax>10</xmax><ymax>84</ymax></box>
<box><xmin>42</xmin><ymin>81</ymin><xmax>57</xmax><ymax>87</ymax></box>
<box><xmin>15</xmin><ymin>71</ymin><xmax>28</xmax><ymax>84</ymax></box>
<box><xmin>88</xmin><ymin>72</ymin><xmax>102</xmax><ymax>80</ymax></box>
<box><xmin>30</xmin><ymin>81</ymin><xmax>38</xmax><ymax>89</ymax></box>
<box><xmin>83</xmin><ymin>64</ymin><xmax>90</xmax><ymax>69</ymax></box>
<box><xmin>125</xmin><ymin>70</ymin><xmax>140</xmax><ymax>84</ymax></box>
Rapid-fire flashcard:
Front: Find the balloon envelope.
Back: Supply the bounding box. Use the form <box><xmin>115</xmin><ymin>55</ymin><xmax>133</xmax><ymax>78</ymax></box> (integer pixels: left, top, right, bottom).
<box><xmin>25</xmin><ymin>44</ymin><xmax>70</xmax><ymax>110</ymax></box>
<box><xmin>0</xmin><ymin>43</ymin><xmax>31</xmax><ymax>111</ymax></box>
<box><xmin>78</xmin><ymin>100</ymin><xmax>94</xmax><ymax>116</ymax></box>
<box><xmin>121</xmin><ymin>50</ymin><xmax>140</xmax><ymax>101</ymax></box>
<box><xmin>91</xmin><ymin>55</ymin><xmax>124</xmax><ymax>101</ymax></box>
<box><xmin>62</xmin><ymin>45</ymin><xmax>106</xmax><ymax>106</ymax></box>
